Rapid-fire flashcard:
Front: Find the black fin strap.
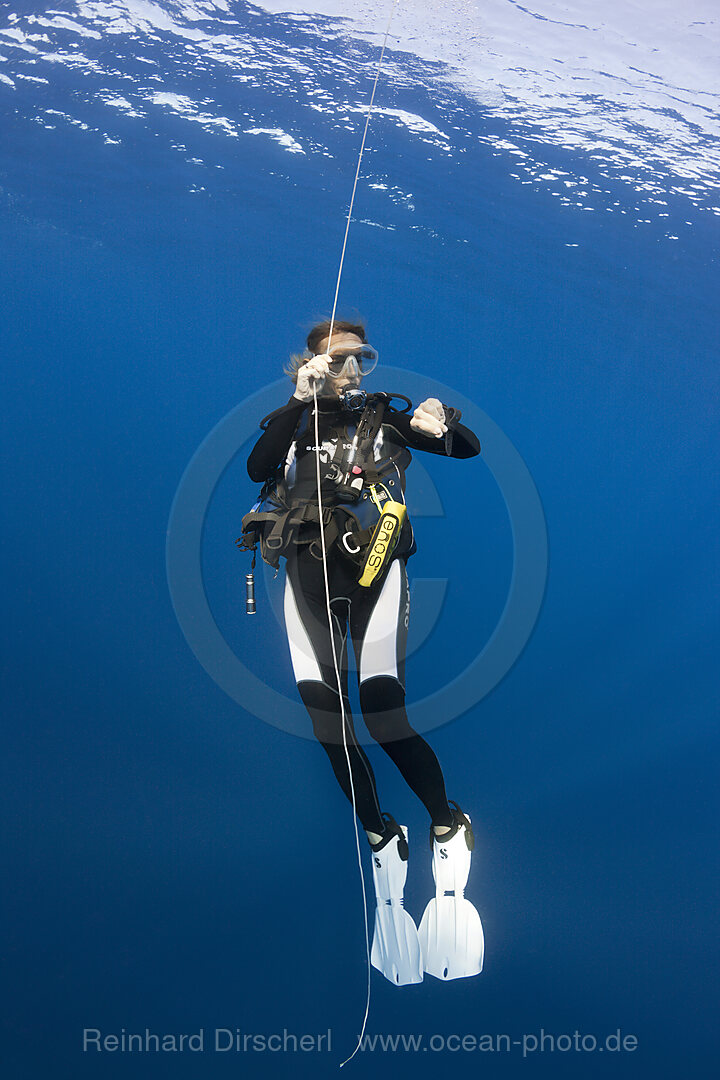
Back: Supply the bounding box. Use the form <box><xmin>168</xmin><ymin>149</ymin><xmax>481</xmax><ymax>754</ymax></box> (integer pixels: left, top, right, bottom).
<box><xmin>429</xmin><ymin>801</ymin><xmax>475</xmax><ymax>851</ymax></box>
<box><xmin>442</xmin><ymin>406</ymin><xmax>462</xmax><ymax>457</ymax></box>
<box><xmin>371</xmin><ymin>812</ymin><xmax>408</xmax><ymax>861</ymax></box>
<box><xmin>448</xmin><ymin>799</ymin><xmax>475</xmax><ymax>851</ymax></box>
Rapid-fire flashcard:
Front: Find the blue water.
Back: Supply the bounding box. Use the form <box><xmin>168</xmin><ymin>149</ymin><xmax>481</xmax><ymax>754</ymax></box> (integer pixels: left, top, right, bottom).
<box><xmin>2</xmin><ymin>2</ymin><xmax>719</xmax><ymax>1077</ymax></box>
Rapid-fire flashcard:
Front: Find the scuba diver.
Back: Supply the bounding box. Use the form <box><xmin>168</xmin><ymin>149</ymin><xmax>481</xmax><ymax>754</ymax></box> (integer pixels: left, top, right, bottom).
<box><xmin>240</xmin><ymin>319</ymin><xmax>484</xmax><ymax>984</ymax></box>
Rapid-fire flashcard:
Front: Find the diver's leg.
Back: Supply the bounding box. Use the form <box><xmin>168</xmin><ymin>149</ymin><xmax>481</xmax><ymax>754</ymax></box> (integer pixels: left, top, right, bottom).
<box><xmin>353</xmin><ymin>571</ymin><xmax>482</xmax><ymax>981</ymax></box>
<box><xmin>284</xmin><ymin>554</ymin><xmax>385</xmax><ymax>835</ymax></box>
<box><xmin>352</xmin><ymin>559</ymin><xmax>455</xmax><ymax>831</ymax></box>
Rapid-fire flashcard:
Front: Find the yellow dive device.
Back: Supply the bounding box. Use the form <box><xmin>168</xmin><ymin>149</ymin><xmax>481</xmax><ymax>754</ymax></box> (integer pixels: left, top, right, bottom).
<box><xmin>358</xmin><ymin>486</ymin><xmax>407</xmax><ymax>588</ymax></box>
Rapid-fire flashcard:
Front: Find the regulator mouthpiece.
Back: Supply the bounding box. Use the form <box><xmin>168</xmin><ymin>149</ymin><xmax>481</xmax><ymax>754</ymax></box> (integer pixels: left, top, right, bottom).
<box><xmin>340</xmin><ymin>388</ymin><xmax>368</xmax><ymax>411</ymax></box>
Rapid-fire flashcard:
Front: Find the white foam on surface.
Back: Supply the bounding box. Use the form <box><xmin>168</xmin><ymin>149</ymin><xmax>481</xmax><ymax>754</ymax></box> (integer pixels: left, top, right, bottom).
<box><xmin>244</xmin><ymin>127</ymin><xmax>305</xmax><ymax>154</ymax></box>
<box><xmin>255</xmin><ymin>0</ymin><xmax>720</xmax><ymax>195</ymax></box>
<box><xmin>101</xmin><ymin>93</ymin><xmax>144</xmax><ymax>116</ymax></box>
<box><xmin>151</xmin><ymin>90</ymin><xmax>239</xmax><ymax>134</ymax></box>
<box><xmin>151</xmin><ymin>90</ymin><xmax>195</xmax><ymax>111</ymax></box>
<box><xmin>0</xmin><ymin>0</ymin><xmax>716</xmax><ymax>226</ymax></box>
<box><xmin>33</xmin><ymin>15</ymin><xmax>102</xmax><ymax>38</ymax></box>
<box><xmin>347</xmin><ymin>105</ymin><xmax>449</xmax><ymax>145</ymax></box>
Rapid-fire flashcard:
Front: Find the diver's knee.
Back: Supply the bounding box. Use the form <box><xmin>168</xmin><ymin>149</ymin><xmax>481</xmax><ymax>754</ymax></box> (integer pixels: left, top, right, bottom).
<box><xmin>360</xmin><ymin>674</ymin><xmax>405</xmax><ymax>713</ymax></box>
<box><xmin>360</xmin><ymin>676</ymin><xmax>413</xmax><ymax>743</ymax></box>
<box><xmin>298</xmin><ymin>679</ymin><xmax>343</xmax><ymax>744</ymax></box>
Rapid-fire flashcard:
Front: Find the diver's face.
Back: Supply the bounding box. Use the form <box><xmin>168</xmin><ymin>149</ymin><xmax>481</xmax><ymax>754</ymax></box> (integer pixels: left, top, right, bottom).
<box><xmin>316</xmin><ymin>332</ymin><xmax>365</xmax><ymax>394</ymax></box>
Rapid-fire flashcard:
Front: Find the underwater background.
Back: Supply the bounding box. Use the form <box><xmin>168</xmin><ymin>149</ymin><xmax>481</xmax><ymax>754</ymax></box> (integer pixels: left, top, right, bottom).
<box><xmin>2</xmin><ymin>1</ymin><xmax>718</xmax><ymax>1076</ymax></box>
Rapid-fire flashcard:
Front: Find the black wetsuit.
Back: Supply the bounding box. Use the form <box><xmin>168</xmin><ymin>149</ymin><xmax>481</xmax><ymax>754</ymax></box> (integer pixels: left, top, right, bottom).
<box><xmin>247</xmin><ymin>392</ymin><xmax>480</xmax><ymax>835</ymax></box>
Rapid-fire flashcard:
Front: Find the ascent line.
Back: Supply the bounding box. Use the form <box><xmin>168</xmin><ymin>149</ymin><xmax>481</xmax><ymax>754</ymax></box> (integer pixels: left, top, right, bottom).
<box><xmin>327</xmin><ymin>0</ymin><xmax>401</xmax><ymax>348</ymax></box>
<box><xmin>315</xmin><ymin>0</ymin><xmax>402</xmax><ymax>1068</ymax></box>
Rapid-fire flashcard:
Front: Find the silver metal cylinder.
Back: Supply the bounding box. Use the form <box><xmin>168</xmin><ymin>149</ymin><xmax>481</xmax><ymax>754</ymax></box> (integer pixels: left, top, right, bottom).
<box><xmin>245</xmin><ymin>572</ymin><xmax>256</xmax><ymax>615</ymax></box>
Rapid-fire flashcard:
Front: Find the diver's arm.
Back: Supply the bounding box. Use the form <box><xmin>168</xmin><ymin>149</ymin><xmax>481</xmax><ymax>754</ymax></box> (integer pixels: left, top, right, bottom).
<box><xmin>384</xmin><ymin>404</ymin><xmax>480</xmax><ymax>459</ymax></box>
<box><xmin>246</xmin><ymin>397</ymin><xmax>306</xmax><ymax>482</ymax></box>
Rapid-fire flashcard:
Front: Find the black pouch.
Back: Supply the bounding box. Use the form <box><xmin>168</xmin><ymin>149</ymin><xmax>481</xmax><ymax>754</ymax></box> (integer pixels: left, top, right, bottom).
<box><xmin>334</xmin><ymin>486</ymin><xmax>411</xmax><ymax>577</ymax></box>
<box><xmin>238</xmin><ymin>480</ymin><xmax>340</xmax><ymax>569</ymax></box>
<box><xmin>237</xmin><ymin>479</ymin><xmax>292</xmax><ymax>569</ymax></box>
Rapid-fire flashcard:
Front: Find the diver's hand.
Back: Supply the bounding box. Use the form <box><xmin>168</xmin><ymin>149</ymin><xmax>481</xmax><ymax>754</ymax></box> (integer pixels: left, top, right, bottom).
<box><xmin>410</xmin><ymin>397</ymin><xmax>448</xmax><ymax>438</ymax></box>
<box><xmin>293</xmin><ymin>355</ymin><xmax>330</xmax><ymax>402</ymax></box>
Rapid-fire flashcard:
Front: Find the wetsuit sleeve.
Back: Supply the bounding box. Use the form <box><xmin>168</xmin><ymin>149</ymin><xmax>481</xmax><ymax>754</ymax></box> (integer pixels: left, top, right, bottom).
<box><xmin>383</xmin><ymin>405</ymin><xmax>480</xmax><ymax>459</ymax></box>
<box><xmin>246</xmin><ymin>396</ymin><xmax>307</xmax><ymax>482</ymax></box>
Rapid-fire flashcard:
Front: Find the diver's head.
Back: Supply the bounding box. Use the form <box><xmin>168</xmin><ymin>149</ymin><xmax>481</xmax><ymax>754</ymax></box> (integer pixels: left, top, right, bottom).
<box><xmin>316</xmin><ymin>333</ymin><xmax>365</xmax><ymax>393</ymax></box>
<box><xmin>306</xmin><ymin>318</ymin><xmax>366</xmax><ymax>356</ymax></box>
<box><xmin>308</xmin><ymin>320</ymin><xmax>377</xmax><ymax>395</ymax></box>
<box><xmin>285</xmin><ymin>319</ymin><xmax>378</xmax><ymax>396</ymax></box>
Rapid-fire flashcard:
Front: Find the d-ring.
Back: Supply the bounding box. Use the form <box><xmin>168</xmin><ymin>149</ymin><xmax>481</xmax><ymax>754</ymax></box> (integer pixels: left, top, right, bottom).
<box><xmin>342</xmin><ymin>531</ymin><xmax>361</xmax><ymax>554</ymax></box>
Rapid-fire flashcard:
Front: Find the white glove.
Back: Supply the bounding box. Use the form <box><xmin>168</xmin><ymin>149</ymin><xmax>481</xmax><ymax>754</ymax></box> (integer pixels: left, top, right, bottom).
<box><xmin>410</xmin><ymin>397</ymin><xmax>448</xmax><ymax>438</ymax></box>
<box><xmin>293</xmin><ymin>355</ymin><xmax>330</xmax><ymax>402</ymax></box>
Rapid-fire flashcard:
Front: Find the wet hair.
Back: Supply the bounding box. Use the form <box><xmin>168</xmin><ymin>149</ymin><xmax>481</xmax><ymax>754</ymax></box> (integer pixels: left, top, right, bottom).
<box><xmin>306</xmin><ymin>319</ymin><xmax>366</xmax><ymax>353</ymax></box>
<box><xmin>285</xmin><ymin>318</ymin><xmax>367</xmax><ymax>383</ymax></box>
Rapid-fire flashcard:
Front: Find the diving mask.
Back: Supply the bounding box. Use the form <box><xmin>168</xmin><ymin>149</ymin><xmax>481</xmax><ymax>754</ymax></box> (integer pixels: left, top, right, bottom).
<box><xmin>315</xmin><ymin>344</ymin><xmax>379</xmax><ymax>380</ymax></box>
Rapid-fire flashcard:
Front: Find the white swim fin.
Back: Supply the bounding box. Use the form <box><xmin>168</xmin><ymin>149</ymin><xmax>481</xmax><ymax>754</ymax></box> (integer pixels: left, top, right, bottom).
<box><xmin>418</xmin><ymin>803</ymin><xmax>484</xmax><ymax>980</ymax></box>
<box><xmin>370</xmin><ymin>816</ymin><xmax>423</xmax><ymax>986</ymax></box>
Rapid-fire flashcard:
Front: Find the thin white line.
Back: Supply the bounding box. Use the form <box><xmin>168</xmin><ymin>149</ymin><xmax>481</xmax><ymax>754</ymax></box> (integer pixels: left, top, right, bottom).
<box><xmin>327</xmin><ymin>0</ymin><xmax>401</xmax><ymax>353</ymax></box>
<box><xmin>313</xmin><ymin>2</ymin><xmax>402</xmax><ymax>1065</ymax></box>
<box><xmin>312</xmin><ymin>385</ymin><xmax>372</xmax><ymax>1067</ymax></box>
